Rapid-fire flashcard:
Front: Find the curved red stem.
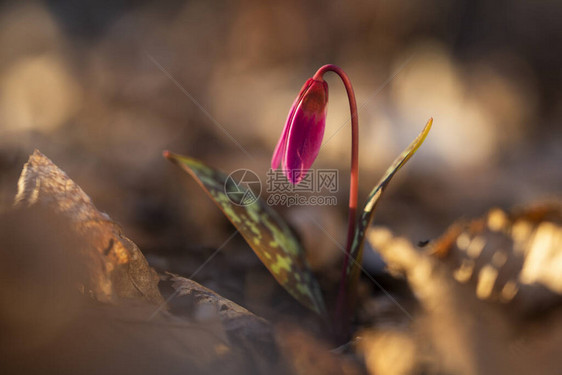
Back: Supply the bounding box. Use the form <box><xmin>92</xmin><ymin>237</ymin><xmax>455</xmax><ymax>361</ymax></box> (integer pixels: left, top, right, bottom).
<box><xmin>314</xmin><ymin>65</ymin><xmax>359</xmax><ymax>341</ymax></box>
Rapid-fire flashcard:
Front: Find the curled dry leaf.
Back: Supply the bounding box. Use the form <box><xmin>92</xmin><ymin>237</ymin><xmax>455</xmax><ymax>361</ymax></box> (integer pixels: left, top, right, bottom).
<box><xmin>431</xmin><ymin>203</ymin><xmax>562</xmax><ymax>312</ymax></box>
<box><xmin>14</xmin><ymin>150</ymin><xmax>163</xmax><ymax>304</ymax></box>
<box><xmin>363</xmin><ymin>203</ymin><xmax>562</xmax><ymax>375</ymax></box>
<box><xmin>5</xmin><ymin>150</ymin><xmax>291</xmax><ymax>374</ymax></box>
<box><xmin>169</xmin><ymin>274</ymin><xmax>273</xmax><ymax>340</ymax></box>
<box><xmin>0</xmin><ymin>202</ymin><xmax>249</xmax><ymax>375</ymax></box>
<box><xmin>168</xmin><ymin>274</ymin><xmax>285</xmax><ymax>374</ymax></box>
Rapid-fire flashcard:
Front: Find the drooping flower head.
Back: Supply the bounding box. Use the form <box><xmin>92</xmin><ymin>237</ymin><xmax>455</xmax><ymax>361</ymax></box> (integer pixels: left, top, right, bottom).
<box><xmin>271</xmin><ymin>77</ymin><xmax>329</xmax><ymax>184</ymax></box>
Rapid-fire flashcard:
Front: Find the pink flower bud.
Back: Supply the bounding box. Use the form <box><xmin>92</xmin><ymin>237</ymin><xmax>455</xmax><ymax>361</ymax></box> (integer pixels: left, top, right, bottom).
<box><xmin>271</xmin><ymin>78</ymin><xmax>329</xmax><ymax>184</ymax></box>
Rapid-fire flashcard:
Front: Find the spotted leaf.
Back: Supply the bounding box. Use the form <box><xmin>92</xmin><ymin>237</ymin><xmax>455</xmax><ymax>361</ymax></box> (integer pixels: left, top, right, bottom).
<box><xmin>164</xmin><ymin>152</ymin><xmax>326</xmax><ymax>316</ymax></box>
<box><xmin>347</xmin><ymin>118</ymin><xmax>433</xmax><ymax>281</ymax></box>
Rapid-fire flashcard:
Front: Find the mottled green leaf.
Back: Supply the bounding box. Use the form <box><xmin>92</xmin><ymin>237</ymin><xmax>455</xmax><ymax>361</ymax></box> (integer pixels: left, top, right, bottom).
<box><xmin>164</xmin><ymin>152</ymin><xmax>326</xmax><ymax>316</ymax></box>
<box><xmin>347</xmin><ymin>118</ymin><xmax>433</xmax><ymax>281</ymax></box>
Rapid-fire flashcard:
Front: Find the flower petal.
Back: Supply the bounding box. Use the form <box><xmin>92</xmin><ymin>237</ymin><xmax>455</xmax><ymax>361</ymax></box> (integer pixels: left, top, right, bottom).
<box><xmin>284</xmin><ymin>110</ymin><xmax>326</xmax><ymax>184</ymax></box>
<box><xmin>283</xmin><ymin>79</ymin><xmax>328</xmax><ymax>184</ymax></box>
<box><xmin>271</xmin><ymin>79</ymin><xmax>314</xmax><ymax>170</ymax></box>
<box><xmin>271</xmin><ymin>105</ymin><xmax>295</xmax><ymax>169</ymax></box>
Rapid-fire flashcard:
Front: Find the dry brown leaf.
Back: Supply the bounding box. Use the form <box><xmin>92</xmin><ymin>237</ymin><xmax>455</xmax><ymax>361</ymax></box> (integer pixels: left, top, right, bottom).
<box><xmin>431</xmin><ymin>204</ymin><xmax>562</xmax><ymax>312</ymax></box>
<box><xmin>167</xmin><ymin>274</ymin><xmax>283</xmax><ymax>373</ymax></box>
<box><xmin>169</xmin><ymin>274</ymin><xmax>272</xmax><ymax>335</ymax></box>
<box><xmin>3</xmin><ymin>151</ymin><xmax>287</xmax><ymax>374</ymax></box>
<box><xmin>0</xmin><ymin>205</ymin><xmax>249</xmax><ymax>375</ymax></box>
<box><xmin>363</xmin><ymin>203</ymin><xmax>562</xmax><ymax>375</ymax></box>
<box><xmin>14</xmin><ymin>149</ymin><xmax>163</xmax><ymax>304</ymax></box>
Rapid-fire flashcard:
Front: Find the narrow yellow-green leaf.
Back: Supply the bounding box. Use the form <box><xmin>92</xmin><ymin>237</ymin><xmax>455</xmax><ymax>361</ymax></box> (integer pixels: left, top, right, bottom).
<box><xmin>348</xmin><ymin>118</ymin><xmax>433</xmax><ymax>279</ymax></box>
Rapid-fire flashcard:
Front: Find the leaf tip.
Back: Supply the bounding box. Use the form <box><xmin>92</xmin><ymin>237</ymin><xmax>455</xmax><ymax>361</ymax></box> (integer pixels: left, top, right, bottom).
<box><xmin>163</xmin><ymin>150</ymin><xmax>172</xmax><ymax>159</ymax></box>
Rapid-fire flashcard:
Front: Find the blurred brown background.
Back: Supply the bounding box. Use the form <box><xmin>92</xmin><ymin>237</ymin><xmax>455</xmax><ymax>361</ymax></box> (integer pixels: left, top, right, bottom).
<box><xmin>0</xmin><ymin>0</ymin><xmax>560</xmax><ymax>316</ymax></box>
